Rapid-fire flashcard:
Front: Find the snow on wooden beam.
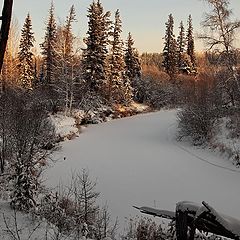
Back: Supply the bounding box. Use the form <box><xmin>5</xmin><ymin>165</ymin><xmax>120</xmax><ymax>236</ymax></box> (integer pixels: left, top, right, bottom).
<box><xmin>133</xmin><ymin>206</ymin><xmax>175</xmax><ymax>220</ymax></box>
<box><xmin>135</xmin><ymin>201</ymin><xmax>240</xmax><ymax>240</ymax></box>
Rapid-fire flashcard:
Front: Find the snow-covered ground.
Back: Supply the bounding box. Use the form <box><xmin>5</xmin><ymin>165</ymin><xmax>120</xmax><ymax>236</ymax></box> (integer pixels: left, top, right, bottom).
<box><xmin>0</xmin><ymin>201</ymin><xmax>50</xmax><ymax>239</ymax></box>
<box><xmin>50</xmin><ymin>114</ymin><xmax>80</xmax><ymax>139</ymax></box>
<box><xmin>45</xmin><ymin>110</ymin><xmax>240</xmax><ymax>232</ymax></box>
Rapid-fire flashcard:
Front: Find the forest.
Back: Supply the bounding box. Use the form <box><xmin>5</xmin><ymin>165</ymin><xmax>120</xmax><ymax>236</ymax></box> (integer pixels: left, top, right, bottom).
<box><xmin>0</xmin><ymin>0</ymin><xmax>239</xmax><ymax>239</ymax></box>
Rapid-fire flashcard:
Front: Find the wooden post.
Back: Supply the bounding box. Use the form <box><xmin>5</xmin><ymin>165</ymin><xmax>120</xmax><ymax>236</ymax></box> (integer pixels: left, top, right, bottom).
<box><xmin>176</xmin><ymin>210</ymin><xmax>188</xmax><ymax>240</ymax></box>
<box><xmin>189</xmin><ymin>226</ymin><xmax>195</xmax><ymax>240</ymax></box>
<box><xmin>0</xmin><ymin>0</ymin><xmax>14</xmax><ymax>83</ymax></box>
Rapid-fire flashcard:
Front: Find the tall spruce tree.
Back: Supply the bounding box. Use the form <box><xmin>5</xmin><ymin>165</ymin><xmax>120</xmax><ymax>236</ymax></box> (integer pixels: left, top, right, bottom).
<box><xmin>108</xmin><ymin>9</ymin><xmax>126</xmax><ymax>103</ymax></box>
<box><xmin>82</xmin><ymin>0</ymin><xmax>111</xmax><ymax>96</ymax></box>
<box><xmin>18</xmin><ymin>13</ymin><xmax>35</xmax><ymax>89</ymax></box>
<box><xmin>177</xmin><ymin>21</ymin><xmax>186</xmax><ymax>69</ymax></box>
<box><xmin>186</xmin><ymin>15</ymin><xmax>196</xmax><ymax>71</ymax></box>
<box><xmin>162</xmin><ymin>14</ymin><xmax>177</xmax><ymax>79</ymax></box>
<box><xmin>41</xmin><ymin>2</ymin><xmax>57</xmax><ymax>85</ymax></box>
<box><xmin>177</xmin><ymin>20</ymin><xmax>193</xmax><ymax>74</ymax></box>
<box><xmin>124</xmin><ymin>32</ymin><xmax>141</xmax><ymax>102</ymax></box>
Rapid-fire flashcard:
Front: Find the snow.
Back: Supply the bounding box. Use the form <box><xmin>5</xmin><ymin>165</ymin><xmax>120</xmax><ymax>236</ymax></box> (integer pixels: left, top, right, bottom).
<box><xmin>130</xmin><ymin>102</ymin><xmax>149</xmax><ymax>112</ymax></box>
<box><xmin>0</xmin><ymin>201</ymin><xmax>47</xmax><ymax>239</ymax></box>
<box><xmin>0</xmin><ymin>201</ymin><xmax>94</xmax><ymax>239</ymax></box>
<box><xmin>176</xmin><ymin>201</ymin><xmax>201</xmax><ymax>213</ymax></box>
<box><xmin>134</xmin><ymin>206</ymin><xmax>175</xmax><ymax>219</ymax></box>
<box><xmin>211</xmin><ymin>117</ymin><xmax>240</xmax><ymax>165</ymax></box>
<box><xmin>50</xmin><ymin>114</ymin><xmax>80</xmax><ymax>139</ymax></box>
<box><xmin>45</xmin><ymin>110</ymin><xmax>240</xmax><ymax>232</ymax></box>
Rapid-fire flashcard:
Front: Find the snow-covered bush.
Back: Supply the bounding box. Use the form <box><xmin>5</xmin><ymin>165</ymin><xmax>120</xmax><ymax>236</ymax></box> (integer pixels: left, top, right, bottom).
<box><xmin>50</xmin><ymin>113</ymin><xmax>80</xmax><ymax>142</ymax></box>
<box><xmin>177</xmin><ymin>102</ymin><xmax>217</xmax><ymax>145</ymax></box>
<box><xmin>177</xmin><ymin>76</ymin><xmax>218</xmax><ymax>145</ymax></box>
<box><xmin>0</xmin><ymin>88</ymin><xmax>57</xmax><ymax>211</ymax></box>
<box><xmin>137</xmin><ymin>66</ymin><xmax>172</xmax><ymax>108</ymax></box>
<box><xmin>137</xmin><ymin>65</ymin><xmax>197</xmax><ymax>109</ymax></box>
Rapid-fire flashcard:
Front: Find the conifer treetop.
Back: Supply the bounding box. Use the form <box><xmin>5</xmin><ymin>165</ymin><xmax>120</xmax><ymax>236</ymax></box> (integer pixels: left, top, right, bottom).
<box><xmin>18</xmin><ymin>13</ymin><xmax>35</xmax><ymax>89</ymax></box>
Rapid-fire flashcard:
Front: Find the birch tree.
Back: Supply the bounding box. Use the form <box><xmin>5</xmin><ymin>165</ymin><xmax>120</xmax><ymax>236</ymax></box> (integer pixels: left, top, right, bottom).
<box><xmin>199</xmin><ymin>0</ymin><xmax>240</xmax><ymax>106</ymax></box>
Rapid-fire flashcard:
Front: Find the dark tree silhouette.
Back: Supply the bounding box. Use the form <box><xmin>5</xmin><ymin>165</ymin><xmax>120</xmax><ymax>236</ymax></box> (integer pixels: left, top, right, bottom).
<box><xmin>162</xmin><ymin>14</ymin><xmax>177</xmax><ymax>80</ymax></box>
<box><xmin>0</xmin><ymin>0</ymin><xmax>14</xmax><ymax>80</ymax></box>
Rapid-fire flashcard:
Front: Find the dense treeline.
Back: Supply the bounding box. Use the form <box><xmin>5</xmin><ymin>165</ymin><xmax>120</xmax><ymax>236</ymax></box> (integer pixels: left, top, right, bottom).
<box><xmin>1</xmin><ymin>1</ymin><xmax>142</xmax><ymax>115</ymax></box>
<box><xmin>0</xmin><ymin>1</ymin><xmax>143</xmax><ymax>236</ymax></box>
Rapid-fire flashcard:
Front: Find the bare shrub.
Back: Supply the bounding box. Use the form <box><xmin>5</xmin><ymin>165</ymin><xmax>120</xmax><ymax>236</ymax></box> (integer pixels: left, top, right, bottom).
<box><xmin>137</xmin><ymin>65</ymin><xmax>172</xmax><ymax>108</ymax></box>
<box><xmin>178</xmin><ymin>79</ymin><xmax>218</xmax><ymax>145</ymax></box>
<box><xmin>0</xmin><ymin>87</ymin><xmax>57</xmax><ymax>211</ymax></box>
<box><xmin>37</xmin><ymin>169</ymin><xmax>117</xmax><ymax>239</ymax></box>
<box><xmin>122</xmin><ymin>217</ymin><xmax>175</xmax><ymax>240</ymax></box>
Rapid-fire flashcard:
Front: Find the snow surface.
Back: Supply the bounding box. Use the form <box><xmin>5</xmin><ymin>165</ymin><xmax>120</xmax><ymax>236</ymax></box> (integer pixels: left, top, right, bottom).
<box><xmin>211</xmin><ymin>117</ymin><xmax>240</xmax><ymax>165</ymax></box>
<box><xmin>45</xmin><ymin>110</ymin><xmax>240</xmax><ymax>232</ymax></box>
<box><xmin>0</xmin><ymin>201</ymin><xmax>49</xmax><ymax>239</ymax></box>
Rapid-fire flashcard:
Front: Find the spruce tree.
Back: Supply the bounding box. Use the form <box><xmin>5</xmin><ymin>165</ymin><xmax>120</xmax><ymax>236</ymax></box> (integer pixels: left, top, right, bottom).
<box><xmin>177</xmin><ymin>21</ymin><xmax>193</xmax><ymax>74</ymax></box>
<box><xmin>186</xmin><ymin>15</ymin><xmax>196</xmax><ymax>72</ymax></box>
<box><xmin>63</xmin><ymin>5</ymin><xmax>76</xmax><ymax>59</ymax></box>
<box><xmin>177</xmin><ymin>21</ymin><xmax>186</xmax><ymax>69</ymax></box>
<box><xmin>40</xmin><ymin>2</ymin><xmax>57</xmax><ymax>85</ymax></box>
<box><xmin>18</xmin><ymin>13</ymin><xmax>35</xmax><ymax>89</ymax></box>
<box><xmin>108</xmin><ymin>9</ymin><xmax>126</xmax><ymax>103</ymax></box>
<box><xmin>162</xmin><ymin>14</ymin><xmax>177</xmax><ymax>79</ymax></box>
<box><xmin>125</xmin><ymin>32</ymin><xmax>141</xmax><ymax>102</ymax></box>
<box><xmin>82</xmin><ymin>0</ymin><xmax>111</xmax><ymax>96</ymax></box>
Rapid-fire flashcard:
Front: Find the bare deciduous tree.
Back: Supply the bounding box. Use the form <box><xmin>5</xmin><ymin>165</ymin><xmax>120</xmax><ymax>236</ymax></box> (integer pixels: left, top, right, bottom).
<box><xmin>200</xmin><ymin>0</ymin><xmax>240</xmax><ymax>55</ymax></box>
<box><xmin>1</xmin><ymin>17</ymin><xmax>20</xmax><ymax>87</ymax></box>
<box><xmin>0</xmin><ymin>88</ymin><xmax>57</xmax><ymax>211</ymax></box>
<box><xmin>199</xmin><ymin>0</ymin><xmax>240</xmax><ymax>106</ymax></box>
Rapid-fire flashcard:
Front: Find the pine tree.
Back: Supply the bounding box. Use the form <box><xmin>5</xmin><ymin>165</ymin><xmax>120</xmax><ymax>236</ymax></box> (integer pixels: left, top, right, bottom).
<box><xmin>82</xmin><ymin>0</ymin><xmax>111</xmax><ymax>96</ymax></box>
<box><xmin>63</xmin><ymin>5</ymin><xmax>76</xmax><ymax>60</ymax></box>
<box><xmin>177</xmin><ymin>21</ymin><xmax>186</xmax><ymax>69</ymax></box>
<box><xmin>108</xmin><ymin>9</ymin><xmax>126</xmax><ymax>103</ymax></box>
<box><xmin>41</xmin><ymin>1</ymin><xmax>57</xmax><ymax>85</ymax></box>
<box><xmin>162</xmin><ymin>14</ymin><xmax>177</xmax><ymax>79</ymax></box>
<box><xmin>177</xmin><ymin>21</ymin><xmax>193</xmax><ymax>74</ymax></box>
<box><xmin>18</xmin><ymin>13</ymin><xmax>35</xmax><ymax>89</ymax></box>
<box><xmin>186</xmin><ymin>15</ymin><xmax>196</xmax><ymax>72</ymax></box>
<box><xmin>124</xmin><ymin>32</ymin><xmax>141</xmax><ymax>102</ymax></box>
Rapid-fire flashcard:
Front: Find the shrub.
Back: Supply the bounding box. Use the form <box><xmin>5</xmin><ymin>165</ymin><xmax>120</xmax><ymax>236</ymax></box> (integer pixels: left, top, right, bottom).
<box><xmin>177</xmin><ymin>79</ymin><xmax>217</xmax><ymax>145</ymax></box>
<box><xmin>0</xmin><ymin>88</ymin><xmax>57</xmax><ymax>211</ymax></box>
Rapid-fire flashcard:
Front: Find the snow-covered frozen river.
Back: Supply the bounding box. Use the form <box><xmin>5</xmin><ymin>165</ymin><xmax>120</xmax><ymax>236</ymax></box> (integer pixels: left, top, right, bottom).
<box><xmin>45</xmin><ymin>110</ymin><xmax>240</xmax><ymax>230</ymax></box>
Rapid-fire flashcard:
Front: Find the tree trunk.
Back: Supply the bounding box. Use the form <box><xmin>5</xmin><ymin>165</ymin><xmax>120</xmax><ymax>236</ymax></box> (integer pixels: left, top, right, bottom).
<box><xmin>0</xmin><ymin>0</ymin><xmax>13</xmax><ymax>78</ymax></box>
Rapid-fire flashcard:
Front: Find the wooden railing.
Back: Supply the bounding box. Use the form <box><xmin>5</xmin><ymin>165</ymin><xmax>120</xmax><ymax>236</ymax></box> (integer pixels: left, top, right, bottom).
<box><xmin>135</xmin><ymin>201</ymin><xmax>240</xmax><ymax>240</ymax></box>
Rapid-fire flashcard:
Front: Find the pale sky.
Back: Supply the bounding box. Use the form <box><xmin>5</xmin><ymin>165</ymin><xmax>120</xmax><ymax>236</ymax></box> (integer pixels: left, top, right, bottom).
<box><xmin>8</xmin><ymin>0</ymin><xmax>240</xmax><ymax>53</ymax></box>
